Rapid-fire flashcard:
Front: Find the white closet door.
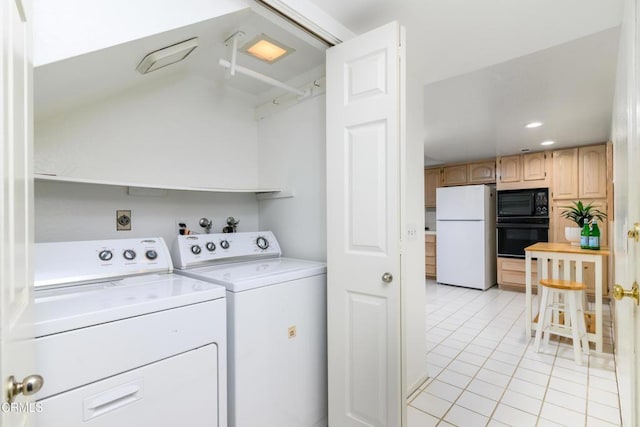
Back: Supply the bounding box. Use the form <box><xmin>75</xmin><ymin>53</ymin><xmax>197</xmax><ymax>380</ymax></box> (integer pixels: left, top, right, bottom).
<box><xmin>326</xmin><ymin>21</ymin><xmax>404</xmax><ymax>427</ymax></box>
<box><xmin>1</xmin><ymin>0</ymin><xmax>37</xmax><ymax>425</ymax></box>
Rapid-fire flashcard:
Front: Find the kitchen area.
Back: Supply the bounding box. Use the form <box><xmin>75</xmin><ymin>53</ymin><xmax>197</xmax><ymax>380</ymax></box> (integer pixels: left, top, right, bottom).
<box><xmin>424</xmin><ymin>142</ymin><xmax>612</xmax><ymax>299</ymax></box>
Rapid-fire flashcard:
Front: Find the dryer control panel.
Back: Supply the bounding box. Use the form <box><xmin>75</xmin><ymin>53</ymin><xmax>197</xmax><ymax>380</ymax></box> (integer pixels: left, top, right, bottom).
<box><xmin>172</xmin><ymin>231</ymin><xmax>281</xmax><ymax>269</ymax></box>
<box><xmin>34</xmin><ymin>237</ymin><xmax>172</xmax><ymax>288</ymax></box>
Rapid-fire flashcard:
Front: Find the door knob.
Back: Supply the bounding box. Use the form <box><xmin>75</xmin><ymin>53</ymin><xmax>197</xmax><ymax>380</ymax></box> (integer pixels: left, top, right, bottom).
<box><xmin>628</xmin><ymin>223</ymin><xmax>640</xmax><ymax>242</ymax></box>
<box><xmin>612</xmin><ymin>282</ymin><xmax>639</xmax><ymax>305</ymax></box>
<box><xmin>382</xmin><ymin>272</ymin><xmax>393</xmax><ymax>283</ymax></box>
<box><xmin>6</xmin><ymin>375</ymin><xmax>44</xmax><ymax>403</ymax></box>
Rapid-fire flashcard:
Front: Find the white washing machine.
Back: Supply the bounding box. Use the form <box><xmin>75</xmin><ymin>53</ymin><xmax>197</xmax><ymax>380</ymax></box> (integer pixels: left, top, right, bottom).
<box><xmin>171</xmin><ymin>231</ymin><xmax>327</xmax><ymax>427</ymax></box>
<box><xmin>33</xmin><ymin>237</ymin><xmax>227</xmax><ymax>427</ymax></box>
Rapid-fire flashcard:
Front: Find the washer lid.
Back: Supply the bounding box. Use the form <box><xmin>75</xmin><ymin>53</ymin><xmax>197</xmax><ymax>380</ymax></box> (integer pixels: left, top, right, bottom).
<box><xmin>179</xmin><ymin>257</ymin><xmax>326</xmax><ymax>292</ymax></box>
<box><xmin>34</xmin><ymin>273</ymin><xmax>225</xmax><ymax>337</ymax></box>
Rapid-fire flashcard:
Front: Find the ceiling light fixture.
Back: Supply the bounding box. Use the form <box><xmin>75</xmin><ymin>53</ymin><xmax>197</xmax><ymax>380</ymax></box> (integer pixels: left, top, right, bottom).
<box><xmin>136</xmin><ymin>38</ymin><xmax>199</xmax><ymax>74</ymax></box>
<box><xmin>242</xmin><ymin>34</ymin><xmax>294</xmax><ymax>64</ymax></box>
<box><xmin>525</xmin><ymin>121</ymin><xmax>543</xmax><ymax>128</ymax></box>
<box><xmin>540</xmin><ymin>140</ymin><xmax>555</xmax><ymax>146</ymax></box>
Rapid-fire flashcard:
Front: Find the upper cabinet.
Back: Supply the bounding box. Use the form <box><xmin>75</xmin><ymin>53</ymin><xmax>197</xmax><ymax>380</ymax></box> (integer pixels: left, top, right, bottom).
<box><xmin>424</xmin><ymin>160</ymin><xmax>494</xmax><ymax>208</ymax></box>
<box><xmin>468</xmin><ymin>161</ymin><xmax>496</xmax><ymax>184</ymax></box>
<box><xmin>424</xmin><ymin>168</ymin><xmax>441</xmax><ymax>208</ymax></box>
<box><xmin>579</xmin><ymin>145</ymin><xmax>607</xmax><ymax>199</ymax></box>
<box><xmin>442</xmin><ymin>164</ymin><xmax>467</xmax><ymax>186</ymax></box>
<box><xmin>438</xmin><ymin>160</ymin><xmax>496</xmax><ymax>188</ymax></box>
<box><xmin>552</xmin><ymin>148</ymin><xmax>579</xmax><ymax>199</ymax></box>
<box><xmin>552</xmin><ymin>145</ymin><xmax>606</xmax><ymax>200</ymax></box>
<box><xmin>497</xmin><ymin>151</ymin><xmax>550</xmax><ymax>190</ymax></box>
<box><xmin>498</xmin><ymin>155</ymin><xmax>520</xmax><ymax>183</ymax></box>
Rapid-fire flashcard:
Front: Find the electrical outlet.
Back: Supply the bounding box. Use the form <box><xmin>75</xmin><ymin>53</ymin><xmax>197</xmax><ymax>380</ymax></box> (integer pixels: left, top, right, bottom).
<box><xmin>116</xmin><ymin>210</ymin><xmax>132</xmax><ymax>231</ymax></box>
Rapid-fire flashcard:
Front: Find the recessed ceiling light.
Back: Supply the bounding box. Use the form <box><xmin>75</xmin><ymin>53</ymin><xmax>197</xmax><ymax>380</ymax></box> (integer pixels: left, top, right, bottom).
<box><xmin>540</xmin><ymin>140</ymin><xmax>555</xmax><ymax>146</ymax></box>
<box><xmin>242</xmin><ymin>34</ymin><xmax>294</xmax><ymax>64</ymax></box>
<box><xmin>525</xmin><ymin>122</ymin><xmax>543</xmax><ymax>129</ymax></box>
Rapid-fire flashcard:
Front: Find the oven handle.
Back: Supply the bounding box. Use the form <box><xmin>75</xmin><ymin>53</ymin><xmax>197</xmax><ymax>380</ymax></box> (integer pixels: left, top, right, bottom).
<box><xmin>496</xmin><ymin>223</ymin><xmax>549</xmax><ymax>229</ymax></box>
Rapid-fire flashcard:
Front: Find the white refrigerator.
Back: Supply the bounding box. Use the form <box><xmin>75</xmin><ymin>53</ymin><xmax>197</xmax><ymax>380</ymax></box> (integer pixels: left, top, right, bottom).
<box><xmin>436</xmin><ymin>185</ymin><xmax>496</xmax><ymax>290</ymax></box>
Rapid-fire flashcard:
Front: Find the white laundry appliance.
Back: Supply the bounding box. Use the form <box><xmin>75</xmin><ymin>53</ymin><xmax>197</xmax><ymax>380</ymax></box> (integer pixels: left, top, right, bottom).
<box><xmin>171</xmin><ymin>231</ymin><xmax>327</xmax><ymax>427</ymax></box>
<box><xmin>436</xmin><ymin>184</ymin><xmax>497</xmax><ymax>290</ymax></box>
<box><xmin>33</xmin><ymin>237</ymin><xmax>227</xmax><ymax>427</ymax></box>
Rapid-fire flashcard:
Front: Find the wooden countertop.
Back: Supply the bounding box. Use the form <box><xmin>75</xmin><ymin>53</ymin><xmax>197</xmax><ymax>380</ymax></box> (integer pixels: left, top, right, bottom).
<box><xmin>525</xmin><ymin>242</ymin><xmax>610</xmax><ymax>256</ymax></box>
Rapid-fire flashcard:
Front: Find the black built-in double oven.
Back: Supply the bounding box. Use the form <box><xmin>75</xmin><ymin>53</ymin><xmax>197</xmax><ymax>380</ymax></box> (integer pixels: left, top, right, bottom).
<box><xmin>496</xmin><ymin>188</ymin><xmax>549</xmax><ymax>258</ymax></box>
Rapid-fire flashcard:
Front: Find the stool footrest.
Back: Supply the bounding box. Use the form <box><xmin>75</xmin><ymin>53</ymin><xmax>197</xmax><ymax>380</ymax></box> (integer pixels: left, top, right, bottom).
<box><xmin>539</xmin><ymin>278</ymin><xmax>587</xmax><ymax>291</ymax></box>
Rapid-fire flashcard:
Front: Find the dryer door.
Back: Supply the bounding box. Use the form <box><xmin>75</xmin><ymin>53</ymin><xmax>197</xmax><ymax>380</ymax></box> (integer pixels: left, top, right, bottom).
<box><xmin>37</xmin><ymin>345</ymin><xmax>220</xmax><ymax>427</ymax></box>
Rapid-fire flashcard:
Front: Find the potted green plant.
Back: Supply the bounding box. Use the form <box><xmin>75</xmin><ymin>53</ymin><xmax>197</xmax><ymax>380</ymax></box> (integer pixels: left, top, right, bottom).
<box><xmin>560</xmin><ymin>200</ymin><xmax>607</xmax><ymax>245</ymax></box>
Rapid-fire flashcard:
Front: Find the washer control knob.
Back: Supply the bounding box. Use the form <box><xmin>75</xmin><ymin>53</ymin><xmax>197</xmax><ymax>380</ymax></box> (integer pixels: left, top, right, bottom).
<box><xmin>145</xmin><ymin>249</ymin><xmax>158</xmax><ymax>260</ymax></box>
<box><xmin>191</xmin><ymin>245</ymin><xmax>202</xmax><ymax>255</ymax></box>
<box><xmin>123</xmin><ymin>249</ymin><xmax>136</xmax><ymax>261</ymax></box>
<box><xmin>98</xmin><ymin>250</ymin><xmax>113</xmax><ymax>261</ymax></box>
<box><xmin>220</xmin><ymin>240</ymin><xmax>230</xmax><ymax>250</ymax></box>
<box><xmin>256</xmin><ymin>236</ymin><xmax>270</xmax><ymax>250</ymax></box>
<box><xmin>206</xmin><ymin>242</ymin><xmax>216</xmax><ymax>252</ymax></box>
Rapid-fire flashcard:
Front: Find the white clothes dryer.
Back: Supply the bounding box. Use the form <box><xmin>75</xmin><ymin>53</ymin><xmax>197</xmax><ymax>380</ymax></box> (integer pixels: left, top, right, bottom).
<box><xmin>33</xmin><ymin>237</ymin><xmax>227</xmax><ymax>427</ymax></box>
<box><xmin>172</xmin><ymin>231</ymin><xmax>327</xmax><ymax>427</ymax></box>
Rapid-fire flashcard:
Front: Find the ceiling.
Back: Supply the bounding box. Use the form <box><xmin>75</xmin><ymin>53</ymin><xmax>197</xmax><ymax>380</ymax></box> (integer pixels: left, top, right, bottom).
<box><xmin>422</xmin><ymin>28</ymin><xmax>619</xmax><ymax>165</ymax></box>
<box><xmin>34</xmin><ymin>7</ymin><xmax>326</xmax><ymax>120</ymax></box>
<box><xmin>36</xmin><ymin>1</ymin><xmax>625</xmax><ymax>165</ymax></box>
<box><xmin>306</xmin><ymin>0</ymin><xmax>623</xmax><ymax>164</ymax></box>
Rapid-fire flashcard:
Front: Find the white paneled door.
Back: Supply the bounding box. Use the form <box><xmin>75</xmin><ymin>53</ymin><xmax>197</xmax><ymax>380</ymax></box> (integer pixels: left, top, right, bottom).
<box><xmin>326</xmin><ymin>22</ymin><xmax>404</xmax><ymax>426</ymax></box>
<box><xmin>1</xmin><ymin>0</ymin><xmax>38</xmax><ymax>425</ymax></box>
<box><xmin>613</xmin><ymin>0</ymin><xmax>640</xmax><ymax>425</ymax></box>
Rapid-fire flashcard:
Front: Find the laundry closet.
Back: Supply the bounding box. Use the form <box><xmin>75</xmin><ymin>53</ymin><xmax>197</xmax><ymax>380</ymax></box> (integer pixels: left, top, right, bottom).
<box><xmin>33</xmin><ymin>2</ymin><xmax>326</xmax><ymax>261</ymax></box>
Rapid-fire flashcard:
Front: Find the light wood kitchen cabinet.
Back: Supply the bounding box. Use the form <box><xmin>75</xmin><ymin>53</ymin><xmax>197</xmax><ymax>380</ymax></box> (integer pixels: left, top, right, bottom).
<box><xmin>497</xmin><ymin>257</ymin><xmax>537</xmax><ymax>292</ymax></box>
<box><xmin>523</xmin><ymin>151</ymin><xmax>547</xmax><ymax>181</ymax></box>
<box><xmin>438</xmin><ymin>159</ymin><xmax>496</xmax><ymax>187</ymax></box>
<box><xmin>468</xmin><ymin>161</ymin><xmax>496</xmax><ymax>184</ymax></box>
<box><xmin>552</xmin><ymin>144</ymin><xmax>607</xmax><ymax>200</ymax></box>
<box><xmin>442</xmin><ymin>164</ymin><xmax>467</xmax><ymax>186</ymax></box>
<box><xmin>424</xmin><ymin>168</ymin><xmax>441</xmax><ymax>208</ymax></box>
<box><xmin>425</xmin><ymin>234</ymin><xmax>436</xmax><ymax>278</ymax></box>
<box><xmin>579</xmin><ymin>144</ymin><xmax>607</xmax><ymax>199</ymax></box>
<box><xmin>498</xmin><ymin>155</ymin><xmax>521</xmax><ymax>183</ymax></box>
<box><xmin>552</xmin><ymin>147</ymin><xmax>579</xmax><ymax>199</ymax></box>
<box><xmin>497</xmin><ymin>152</ymin><xmax>550</xmax><ymax>190</ymax></box>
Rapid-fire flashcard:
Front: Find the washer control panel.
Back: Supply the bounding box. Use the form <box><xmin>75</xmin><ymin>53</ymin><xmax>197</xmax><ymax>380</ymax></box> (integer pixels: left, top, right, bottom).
<box><xmin>34</xmin><ymin>237</ymin><xmax>172</xmax><ymax>288</ymax></box>
<box><xmin>172</xmin><ymin>231</ymin><xmax>281</xmax><ymax>269</ymax></box>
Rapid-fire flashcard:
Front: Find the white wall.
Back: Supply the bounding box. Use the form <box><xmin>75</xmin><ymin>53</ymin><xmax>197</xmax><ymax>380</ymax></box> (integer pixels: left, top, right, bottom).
<box><xmin>35</xmin><ymin>73</ymin><xmax>260</xmax><ymax>190</ymax></box>
<box><xmin>34</xmin><ymin>0</ymin><xmax>248</xmax><ymax>66</ymax></box>
<box><xmin>257</xmin><ymin>96</ymin><xmax>326</xmax><ymax>262</ymax></box>
<box><xmin>35</xmin><ymin>181</ymin><xmax>259</xmax><ymax>246</ymax></box>
<box><xmin>401</xmin><ymin>32</ymin><xmax>428</xmax><ymax>397</ymax></box>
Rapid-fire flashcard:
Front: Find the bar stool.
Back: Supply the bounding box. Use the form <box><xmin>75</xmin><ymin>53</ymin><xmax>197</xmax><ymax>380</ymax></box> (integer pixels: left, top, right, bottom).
<box><xmin>534</xmin><ymin>278</ymin><xmax>590</xmax><ymax>365</ymax></box>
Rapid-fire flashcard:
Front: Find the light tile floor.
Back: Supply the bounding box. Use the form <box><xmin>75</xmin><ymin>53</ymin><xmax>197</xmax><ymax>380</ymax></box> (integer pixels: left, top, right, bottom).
<box><xmin>408</xmin><ymin>279</ymin><xmax>621</xmax><ymax>427</ymax></box>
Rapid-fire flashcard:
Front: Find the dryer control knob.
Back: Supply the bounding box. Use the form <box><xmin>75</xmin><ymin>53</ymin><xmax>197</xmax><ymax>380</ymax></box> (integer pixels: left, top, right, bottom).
<box><xmin>98</xmin><ymin>250</ymin><xmax>113</xmax><ymax>261</ymax></box>
<box><xmin>206</xmin><ymin>242</ymin><xmax>216</xmax><ymax>252</ymax></box>
<box><xmin>256</xmin><ymin>236</ymin><xmax>270</xmax><ymax>250</ymax></box>
<box><xmin>191</xmin><ymin>245</ymin><xmax>202</xmax><ymax>255</ymax></box>
<box><xmin>220</xmin><ymin>240</ymin><xmax>230</xmax><ymax>250</ymax></box>
<box><xmin>123</xmin><ymin>249</ymin><xmax>136</xmax><ymax>261</ymax></box>
<box><xmin>145</xmin><ymin>250</ymin><xmax>158</xmax><ymax>260</ymax></box>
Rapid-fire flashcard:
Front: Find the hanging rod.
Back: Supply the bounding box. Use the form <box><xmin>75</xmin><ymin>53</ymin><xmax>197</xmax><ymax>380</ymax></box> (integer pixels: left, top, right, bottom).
<box><xmin>218</xmin><ymin>59</ymin><xmax>307</xmax><ymax>97</ymax></box>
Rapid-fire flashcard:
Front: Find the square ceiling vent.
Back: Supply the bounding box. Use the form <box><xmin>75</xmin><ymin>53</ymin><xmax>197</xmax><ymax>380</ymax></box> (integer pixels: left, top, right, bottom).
<box><xmin>136</xmin><ymin>38</ymin><xmax>199</xmax><ymax>74</ymax></box>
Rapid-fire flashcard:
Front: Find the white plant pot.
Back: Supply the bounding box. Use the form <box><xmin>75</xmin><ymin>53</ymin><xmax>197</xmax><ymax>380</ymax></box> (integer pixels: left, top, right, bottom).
<box><xmin>564</xmin><ymin>226</ymin><xmax>582</xmax><ymax>246</ymax></box>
